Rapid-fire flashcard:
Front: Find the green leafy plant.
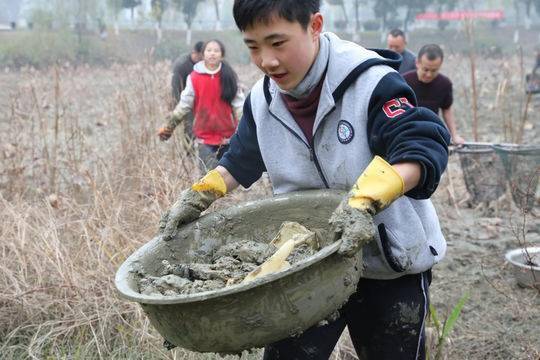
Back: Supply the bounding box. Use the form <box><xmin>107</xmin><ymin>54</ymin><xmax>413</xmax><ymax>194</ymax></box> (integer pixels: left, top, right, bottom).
<box><xmin>427</xmin><ymin>292</ymin><xmax>469</xmax><ymax>360</ymax></box>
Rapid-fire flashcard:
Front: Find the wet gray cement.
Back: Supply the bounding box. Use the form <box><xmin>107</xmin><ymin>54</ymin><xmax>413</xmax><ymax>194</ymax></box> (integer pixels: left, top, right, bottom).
<box><xmin>138</xmin><ymin>224</ymin><xmax>321</xmax><ymax>296</ymax></box>
<box><xmin>328</xmin><ymin>201</ymin><xmax>375</xmax><ymax>256</ymax></box>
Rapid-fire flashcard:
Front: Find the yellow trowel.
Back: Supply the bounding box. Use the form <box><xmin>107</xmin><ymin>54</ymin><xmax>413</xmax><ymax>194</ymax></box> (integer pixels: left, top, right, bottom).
<box><xmin>242</xmin><ymin>222</ymin><xmax>317</xmax><ymax>284</ymax></box>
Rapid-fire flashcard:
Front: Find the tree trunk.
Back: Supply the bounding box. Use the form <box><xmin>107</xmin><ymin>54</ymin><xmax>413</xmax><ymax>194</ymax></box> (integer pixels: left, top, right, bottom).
<box><xmin>186</xmin><ymin>24</ymin><xmax>192</xmax><ymax>45</ymax></box>
<box><xmin>356</xmin><ymin>0</ymin><xmax>360</xmax><ymax>31</ymax></box>
<box><xmin>524</xmin><ymin>0</ymin><xmax>532</xmax><ymax>29</ymax></box>
<box><xmin>354</xmin><ymin>0</ymin><xmax>360</xmax><ymax>41</ymax></box>
<box><xmin>213</xmin><ymin>0</ymin><xmax>222</xmax><ymax>31</ymax></box>
<box><xmin>465</xmin><ymin>20</ymin><xmax>479</xmax><ymax>141</ymax></box>
<box><xmin>155</xmin><ymin>22</ymin><xmax>162</xmax><ymax>44</ymax></box>
<box><xmin>513</xmin><ymin>0</ymin><xmax>520</xmax><ymax>43</ymax></box>
<box><xmin>341</xmin><ymin>3</ymin><xmax>349</xmax><ymax>32</ymax></box>
<box><xmin>76</xmin><ymin>0</ymin><xmax>83</xmax><ymax>57</ymax></box>
<box><xmin>403</xmin><ymin>8</ymin><xmax>411</xmax><ymax>33</ymax></box>
<box><xmin>131</xmin><ymin>6</ymin><xmax>137</xmax><ymax>29</ymax></box>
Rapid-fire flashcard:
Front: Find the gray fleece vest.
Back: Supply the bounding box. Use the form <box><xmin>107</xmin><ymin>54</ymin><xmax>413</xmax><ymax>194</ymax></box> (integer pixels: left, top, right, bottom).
<box><xmin>249</xmin><ymin>33</ymin><xmax>446</xmax><ymax>279</ymax></box>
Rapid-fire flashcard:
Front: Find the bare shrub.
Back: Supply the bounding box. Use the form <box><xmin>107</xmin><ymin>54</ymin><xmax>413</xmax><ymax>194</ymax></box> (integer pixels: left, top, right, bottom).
<box><xmin>0</xmin><ymin>60</ymin><xmax>267</xmax><ymax>359</ymax></box>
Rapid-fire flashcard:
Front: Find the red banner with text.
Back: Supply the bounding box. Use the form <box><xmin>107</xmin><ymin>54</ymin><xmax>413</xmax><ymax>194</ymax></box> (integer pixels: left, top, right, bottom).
<box><xmin>416</xmin><ymin>10</ymin><xmax>504</xmax><ymax>21</ymax></box>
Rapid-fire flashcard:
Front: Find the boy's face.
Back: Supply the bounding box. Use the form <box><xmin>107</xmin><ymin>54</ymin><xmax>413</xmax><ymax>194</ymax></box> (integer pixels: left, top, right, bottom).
<box><xmin>242</xmin><ymin>13</ymin><xmax>323</xmax><ymax>91</ymax></box>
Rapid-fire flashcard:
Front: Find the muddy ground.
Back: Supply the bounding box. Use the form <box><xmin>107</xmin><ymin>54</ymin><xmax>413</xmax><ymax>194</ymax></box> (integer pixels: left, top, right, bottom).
<box><xmin>0</xmin><ymin>54</ymin><xmax>538</xmax><ymax>359</ymax></box>
<box><xmin>426</xmin><ymin>159</ymin><xmax>539</xmax><ymax>360</ymax></box>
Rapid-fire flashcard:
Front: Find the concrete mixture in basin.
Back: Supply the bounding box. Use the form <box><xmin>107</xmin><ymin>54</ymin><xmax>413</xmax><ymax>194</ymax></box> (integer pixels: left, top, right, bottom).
<box><xmin>137</xmin><ymin>222</ymin><xmax>323</xmax><ymax>296</ymax></box>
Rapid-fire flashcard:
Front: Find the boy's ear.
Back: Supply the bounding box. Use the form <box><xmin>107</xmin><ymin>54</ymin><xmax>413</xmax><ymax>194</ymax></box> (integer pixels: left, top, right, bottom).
<box><xmin>309</xmin><ymin>12</ymin><xmax>324</xmax><ymax>39</ymax></box>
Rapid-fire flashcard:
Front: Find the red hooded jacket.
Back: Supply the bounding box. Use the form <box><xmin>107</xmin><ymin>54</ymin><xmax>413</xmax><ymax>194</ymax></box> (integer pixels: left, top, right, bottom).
<box><xmin>190</xmin><ymin>68</ymin><xmax>238</xmax><ymax>145</ymax></box>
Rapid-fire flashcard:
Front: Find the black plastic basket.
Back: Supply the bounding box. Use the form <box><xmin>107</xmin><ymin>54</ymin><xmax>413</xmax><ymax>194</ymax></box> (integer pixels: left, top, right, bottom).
<box><xmin>455</xmin><ymin>143</ymin><xmax>507</xmax><ymax>203</ymax></box>
<box><xmin>492</xmin><ymin>144</ymin><xmax>540</xmax><ymax>211</ymax></box>
<box><xmin>526</xmin><ymin>73</ymin><xmax>540</xmax><ymax>94</ymax></box>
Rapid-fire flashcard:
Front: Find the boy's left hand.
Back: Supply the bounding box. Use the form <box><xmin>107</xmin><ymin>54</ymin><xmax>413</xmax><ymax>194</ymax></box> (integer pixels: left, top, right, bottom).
<box><xmin>329</xmin><ymin>156</ymin><xmax>405</xmax><ymax>257</ymax></box>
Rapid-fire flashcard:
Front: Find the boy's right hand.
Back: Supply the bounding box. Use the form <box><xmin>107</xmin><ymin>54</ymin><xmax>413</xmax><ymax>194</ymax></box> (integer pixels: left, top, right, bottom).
<box><xmin>158</xmin><ymin>126</ymin><xmax>173</xmax><ymax>141</ymax></box>
<box><xmin>159</xmin><ymin>189</ymin><xmax>216</xmax><ymax>241</ymax></box>
<box><xmin>159</xmin><ymin>170</ymin><xmax>228</xmax><ymax>241</ymax></box>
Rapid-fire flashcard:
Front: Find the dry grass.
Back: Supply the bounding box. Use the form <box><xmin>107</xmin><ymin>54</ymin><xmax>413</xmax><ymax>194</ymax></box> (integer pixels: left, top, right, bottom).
<box><xmin>0</xmin><ymin>60</ymin><xmax>267</xmax><ymax>359</ymax></box>
<box><xmin>444</xmin><ymin>52</ymin><xmax>537</xmax><ymax>145</ymax></box>
<box><xmin>0</xmin><ymin>52</ymin><xmax>538</xmax><ymax>359</ymax></box>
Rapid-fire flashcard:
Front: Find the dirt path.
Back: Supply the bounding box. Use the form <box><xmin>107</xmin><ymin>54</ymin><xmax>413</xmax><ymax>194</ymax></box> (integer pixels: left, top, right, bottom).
<box><xmin>428</xmin><ymin>155</ymin><xmax>540</xmax><ymax>359</ymax></box>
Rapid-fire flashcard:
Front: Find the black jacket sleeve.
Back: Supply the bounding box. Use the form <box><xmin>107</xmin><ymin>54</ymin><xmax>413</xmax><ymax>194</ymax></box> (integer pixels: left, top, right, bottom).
<box><xmin>367</xmin><ymin>72</ymin><xmax>451</xmax><ymax>199</ymax></box>
<box><xmin>218</xmin><ymin>94</ymin><xmax>267</xmax><ymax>188</ymax></box>
<box><xmin>171</xmin><ymin>56</ymin><xmax>193</xmax><ymax>103</ymax></box>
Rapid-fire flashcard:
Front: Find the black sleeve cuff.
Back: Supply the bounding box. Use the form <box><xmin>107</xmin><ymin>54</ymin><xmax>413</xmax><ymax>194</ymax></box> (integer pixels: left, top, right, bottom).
<box><xmin>218</xmin><ymin>94</ymin><xmax>266</xmax><ymax>188</ymax></box>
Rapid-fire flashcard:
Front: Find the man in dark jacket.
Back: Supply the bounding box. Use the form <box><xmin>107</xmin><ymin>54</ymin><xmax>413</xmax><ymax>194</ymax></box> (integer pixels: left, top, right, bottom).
<box><xmin>387</xmin><ymin>29</ymin><xmax>416</xmax><ymax>74</ymax></box>
<box><xmin>171</xmin><ymin>41</ymin><xmax>204</xmax><ymax>103</ymax></box>
<box><xmin>170</xmin><ymin>41</ymin><xmax>204</xmax><ymax>138</ymax></box>
<box><xmin>403</xmin><ymin>44</ymin><xmax>465</xmax><ymax>145</ymax></box>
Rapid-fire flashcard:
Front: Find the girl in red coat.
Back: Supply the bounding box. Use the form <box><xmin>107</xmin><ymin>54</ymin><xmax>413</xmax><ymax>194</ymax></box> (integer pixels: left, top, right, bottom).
<box><xmin>159</xmin><ymin>39</ymin><xmax>244</xmax><ymax>171</ymax></box>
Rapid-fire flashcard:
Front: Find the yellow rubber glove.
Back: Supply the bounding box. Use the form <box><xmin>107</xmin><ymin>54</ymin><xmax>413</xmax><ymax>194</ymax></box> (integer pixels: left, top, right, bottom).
<box><xmin>160</xmin><ymin>170</ymin><xmax>227</xmax><ymax>241</ymax></box>
<box><xmin>191</xmin><ymin>169</ymin><xmax>227</xmax><ymax>196</ymax></box>
<box><xmin>348</xmin><ymin>156</ymin><xmax>404</xmax><ymax>214</ymax></box>
<box><xmin>330</xmin><ymin>156</ymin><xmax>404</xmax><ymax>256</ymax></box>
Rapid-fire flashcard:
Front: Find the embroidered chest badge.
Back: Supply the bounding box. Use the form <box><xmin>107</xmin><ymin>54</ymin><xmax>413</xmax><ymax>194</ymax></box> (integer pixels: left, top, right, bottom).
<box><xmin>337</xmin><ymin>120</ymin><xmax>354</xmax><ymax>144</ymax></box>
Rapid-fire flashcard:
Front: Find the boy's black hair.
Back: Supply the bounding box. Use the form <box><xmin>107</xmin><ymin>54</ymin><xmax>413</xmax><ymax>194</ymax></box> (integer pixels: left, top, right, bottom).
<box><xmin>418</xmin><ymin>44</ymin><xmax>444</xmax><ymax>62</ymax></box>
<box><xmin>202</xmin><ymin>39</ymin><xmax>239</xmax><ymax>105</ymax></box>
<box><xmin>233</xmin><ymin>0</ymin><xmax>320</xmax><ymax>31</ymax></box>
<box><xmin>388</xmin><ymin>29</ymin><xmax>406</xmax><ymax>40</ymax></box>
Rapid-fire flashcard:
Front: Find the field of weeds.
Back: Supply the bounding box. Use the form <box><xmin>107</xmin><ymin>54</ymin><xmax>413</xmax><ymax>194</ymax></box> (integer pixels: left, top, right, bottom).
<box><xmin>0</xmin><ymin>51</ymin><xmax>538</xmax><ymax>359</ymax></box>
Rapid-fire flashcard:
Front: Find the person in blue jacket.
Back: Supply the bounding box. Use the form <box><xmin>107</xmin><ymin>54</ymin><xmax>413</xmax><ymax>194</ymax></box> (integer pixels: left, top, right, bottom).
<box><xmin>159</xmin><ymin>1</ymin><xmax>450</xmax><ymax>359</ymax></box>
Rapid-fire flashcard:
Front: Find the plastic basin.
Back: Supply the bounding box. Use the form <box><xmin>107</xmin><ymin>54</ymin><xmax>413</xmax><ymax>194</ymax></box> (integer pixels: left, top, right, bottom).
<box><xmin>115</xmin><ymin>190</ymin><xmax>362</xmax><ymax>354</ymax></box>
<box><xmin>505</xmin><ymin>247</ymin><xmax>540</xmax><ymax>289</ymax></box>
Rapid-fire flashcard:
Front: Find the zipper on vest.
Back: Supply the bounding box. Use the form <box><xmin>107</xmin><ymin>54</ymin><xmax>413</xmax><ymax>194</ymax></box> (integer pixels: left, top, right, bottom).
<box><xmin>310</xmin><ymin>145</ymin><xmax>329</xmax><ymax>188</ymax></box>
<box><xmin>311</xmin><ymin>125</ymin><xmax>330</xmax><ymax>188</ymax></box>
<box><xmin>268</xmin><ymin>111</ymin><xmax>330</xmax><ymax>188</ymax></box>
